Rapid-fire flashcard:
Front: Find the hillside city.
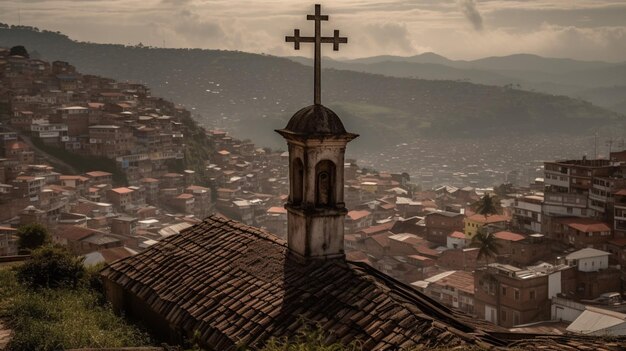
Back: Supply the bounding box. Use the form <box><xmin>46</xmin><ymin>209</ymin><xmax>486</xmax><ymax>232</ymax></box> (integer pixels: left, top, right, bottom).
<box><xmin>1</xmin><ymin>44</ymin><xmax>626</xmax><ymax>345</ymax></box>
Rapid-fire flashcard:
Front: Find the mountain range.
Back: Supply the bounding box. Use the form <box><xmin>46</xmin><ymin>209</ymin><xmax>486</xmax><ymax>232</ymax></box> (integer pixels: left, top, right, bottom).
<box><xmin>0</xmin><ymin>25</ymin><xmax>622</xmax><ymax>150</ymax></box>
<box><xmin>290</xmin><ymin>53</ymin><xmax>626</xmax><ymax>114</ymax></box>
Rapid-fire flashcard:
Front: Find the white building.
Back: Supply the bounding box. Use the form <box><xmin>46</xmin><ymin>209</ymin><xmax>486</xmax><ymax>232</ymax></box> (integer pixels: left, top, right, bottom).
<box><xmin>567</xmin><ymin>307</ymin><xmax>626</xmax><ymax>336</ymax></box>
<box><xmin>566</xmin><ymin>248</ymin><xmax>610</xmax><ymax>272</ymax></box>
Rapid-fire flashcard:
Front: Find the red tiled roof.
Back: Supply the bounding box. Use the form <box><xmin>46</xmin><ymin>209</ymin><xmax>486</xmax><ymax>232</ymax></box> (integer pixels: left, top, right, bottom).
<box><xmin>558</xmin><ymin>218</ymin><xmax>611</xmax><ymax>233</ymax></box>
<box><xmin>267</xmin><ymin>206</ymin><xmax>287</xmax><ymax>214</ymax></box>
<box><xmin>369</xmin><ymin>233</ymin><xmax>391</xmax><ymax>248</ymax></box>
<box><xmin>448</xmin><ymin>231</ymin><xmax>466</xmax><ymax>239</ymax></box>
<box><xmin>466</xmin><ymin>214</ymin><xmax>510</xmax><ymax>224</ymax></box>
<box><xmin>357</xmin><ymin>222</ymin><xmax>394</xmax><ymax>236</ymax></box>
<box><xmin>110</xmin><ymin>187</ymin><xmax>133</xmax><ymax>194</ymax></box>
<box><xmin>85</xmin><ymin>171</ymin><xmax>112</xmax><ymax>177</ymax></box>
<box><xmin>494</xmin><ymin>231</ymin><xmax>526</xmax><ymax>242</ymax></box>
<box><xmin>347</xmin><ymin>210</ymin><xmax>371</xmax><ymax>221</ymax></box>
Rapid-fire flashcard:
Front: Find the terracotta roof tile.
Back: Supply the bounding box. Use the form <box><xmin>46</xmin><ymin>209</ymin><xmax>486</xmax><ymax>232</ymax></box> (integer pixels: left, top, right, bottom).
<box><xmin>101</xmin><ymin>216</ymin><xmax>502</xmax><ymax>350</ymax></box>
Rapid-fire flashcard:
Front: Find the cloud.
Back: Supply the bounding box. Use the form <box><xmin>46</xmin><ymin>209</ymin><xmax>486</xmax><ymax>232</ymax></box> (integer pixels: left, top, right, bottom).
<box><xmin>458</xmin><ymin>0</ymin><xmax>483</xmax><ymax>31</ymax></box>
<box><xmin>0</xmin><ymin>0</ymin><xmax>625</xmax><ymax>61</ymax></box>
<box><xmin>359</xmin><ymin>22</ymin><xmax>417</xmax><ymax>55</ymax></box>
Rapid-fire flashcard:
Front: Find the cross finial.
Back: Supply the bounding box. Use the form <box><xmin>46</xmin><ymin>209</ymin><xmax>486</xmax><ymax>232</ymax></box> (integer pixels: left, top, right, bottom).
<box><xmin>286</xmin><ymin>4</ymin><xmax>347</xmax><ymax>105</ymax></box>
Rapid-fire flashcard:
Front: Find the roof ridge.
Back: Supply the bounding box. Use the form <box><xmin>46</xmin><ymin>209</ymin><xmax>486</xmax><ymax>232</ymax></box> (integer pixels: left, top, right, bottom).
<box><xmin>204</xmin><ymin>215</ymin><xmax>287</xmax><ymax>247</ymax></box>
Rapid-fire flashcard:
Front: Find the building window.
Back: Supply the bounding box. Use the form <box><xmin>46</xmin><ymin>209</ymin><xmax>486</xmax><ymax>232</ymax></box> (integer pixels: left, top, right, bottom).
<box><xmin>530</xmin><ymin>290</ymin><xmax>536</xmax><ymax>300</ymax></box>
<box><xmin>315</xmin><ymin>160</ymin><xmax>336</xmax><ymax>206</ymax></box>
<box><xmin>501</xmin><ymin>287</ymin><xmax>507</xmax><ymax>296</ymax></box>
<box><xmin>501</xmin><ymin>310</ymin><xmax>507</xmax><ymax>323</ymax></box>
<box><xmin>514</xmin><ymin>289</ymin><xmax>520</xmax><ymax>300</ymax></box>
<box><xmin>291</xmin><ymin>157</ymin><xmax>304</xmax><ymax>205</ymax></box>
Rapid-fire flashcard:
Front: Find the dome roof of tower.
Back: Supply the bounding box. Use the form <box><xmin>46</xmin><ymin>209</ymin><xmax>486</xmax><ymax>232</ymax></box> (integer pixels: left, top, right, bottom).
<box><xmin>283</xmin><ymin>104</ymin><xmax>346</xmax><ymax>135</ymax></box>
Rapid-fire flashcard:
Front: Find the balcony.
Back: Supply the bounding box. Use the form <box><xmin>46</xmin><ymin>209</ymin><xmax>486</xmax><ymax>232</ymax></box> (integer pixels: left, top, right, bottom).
<box><xmin>544</xmin><ymin>192</ymin><xmax>588</xmax><ymax>208</ymax></box>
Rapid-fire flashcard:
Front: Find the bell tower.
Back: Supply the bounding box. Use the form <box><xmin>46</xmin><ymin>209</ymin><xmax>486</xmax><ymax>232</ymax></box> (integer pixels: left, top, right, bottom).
<box><xmin>276</xmin><ymin>106</ymin><xmax>357</xmax><ymax>259</ymax></box>
<box><xmin>277</xmin><ymin>5</ymin><xmax>357</xmax><ymax>259</ymax></box>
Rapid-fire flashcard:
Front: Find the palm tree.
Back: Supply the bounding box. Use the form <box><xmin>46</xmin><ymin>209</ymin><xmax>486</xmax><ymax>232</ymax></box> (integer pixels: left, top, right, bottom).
<box><xmin>470</xmin><ymin>228</ymin><xmax>502</xmax><ymax>263</ymax></box>
<box><xmin>475</xmin><ymin>193</ymin><xmax>498</xmax><ymax>218</ymax></box>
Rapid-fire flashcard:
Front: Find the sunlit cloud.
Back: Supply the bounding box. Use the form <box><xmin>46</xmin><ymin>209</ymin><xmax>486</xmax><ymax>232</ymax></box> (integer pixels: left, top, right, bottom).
<box><xmin>0</xmin><ymin>0</ymin><xmax>624</xmax><ymax>61</ymax></box>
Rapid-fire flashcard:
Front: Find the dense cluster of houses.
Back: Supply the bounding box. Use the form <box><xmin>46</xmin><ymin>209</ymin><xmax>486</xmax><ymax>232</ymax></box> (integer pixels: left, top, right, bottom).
<box><xmin>341</xmin><ymin>154</ymin><xmax>626</xmax><ymax>335</ymax></box>
<box><xmin>0</xmin><ymin>47</ymin><xmax>296</xmax><ymax>266</ymax></box>
<box><xmin>2</xmin><ymin>46</ymin><xmax>626</xmax><ymax>336</ymax></box>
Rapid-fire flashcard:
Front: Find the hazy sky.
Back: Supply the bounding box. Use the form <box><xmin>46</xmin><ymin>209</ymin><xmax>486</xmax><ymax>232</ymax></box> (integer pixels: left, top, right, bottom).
<box><xmin>1</xmin><ymin>0</ymin><xmax>625</xmax><ymax>62</ymax></box>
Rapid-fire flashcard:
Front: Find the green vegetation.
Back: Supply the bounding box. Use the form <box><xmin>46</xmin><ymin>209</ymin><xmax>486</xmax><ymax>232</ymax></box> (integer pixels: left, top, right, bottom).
<box><xmin>0</xmin><ymin>249</ymin><xmax>151</xmax><ymax>351</ymax></box>
<box><xmin>16</xmin><ymin>246</ymin><xmax>84</xmax><ymax>290</ymax></box>
<box><xmin>474</xmin><ymin>193</ymin><xmax>499</xmax><ymax>217</ymax></box>
<box><xmin>31</xmin><ymin>138</ymin><xmax>127</xmax><ymax>185</ymax></box>
<box><xmin>16</xmin><ymin>223</ymin><xmax>50</xmax><ymax>253</ymax></box>
<box><xmin>470</xmin><ymin>230</ymin><xmax>502</xmax><ymax>262</ymax></box>
<box><xmin>9</xmin><ymin>45</ymin><xmax>28</xmax><ymax>58</ymax></box>
<box><xmin>180</xmin><ymin>115</ymin><xmax>213</xmax><ymax>185</ymax></box>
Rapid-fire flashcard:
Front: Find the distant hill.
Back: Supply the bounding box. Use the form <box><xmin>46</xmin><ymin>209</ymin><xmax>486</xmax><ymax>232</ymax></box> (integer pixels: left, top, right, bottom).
<box><xmin>0</xmin><ymin>25</ymin><xmax>622</xmax><ymax>150</ymax></box>
<box><xmin>294</xmin><ymin>53</ymin><xmax>626</xmax><ymax>114</ymax></box>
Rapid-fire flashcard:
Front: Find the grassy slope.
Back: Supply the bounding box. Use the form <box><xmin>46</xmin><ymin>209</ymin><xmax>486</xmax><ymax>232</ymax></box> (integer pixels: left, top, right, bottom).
<box><xmin>0</xmin><ymin>266</ymin><xmax>151</xmax><ymax>351</ymax></box>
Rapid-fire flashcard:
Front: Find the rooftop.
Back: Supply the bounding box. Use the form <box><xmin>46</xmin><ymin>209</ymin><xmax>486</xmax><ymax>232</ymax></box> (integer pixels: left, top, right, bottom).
<box><xmin>102</xmin><ymin>216</ymin><xmax>505</xmax><ymax>350</ymax></box>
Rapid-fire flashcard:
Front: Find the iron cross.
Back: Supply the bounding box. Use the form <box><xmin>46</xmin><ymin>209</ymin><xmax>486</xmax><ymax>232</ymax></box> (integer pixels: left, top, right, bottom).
<box><xmin>286</xmin><ymin>4</ymin><xmax>348</xmax><ymax>105</ymax></box>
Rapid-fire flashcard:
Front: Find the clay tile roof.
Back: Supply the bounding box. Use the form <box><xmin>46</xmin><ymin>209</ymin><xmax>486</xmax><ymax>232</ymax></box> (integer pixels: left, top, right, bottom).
<box><xmin>347</xmin><ymin>210</ymin><xmax>371</xmax><ymax>221</ymax></box>
<box><xmin>494</xmin><ymin>231</ymin><xmax>526</xmax><ymax>242</ymax></box>
<box><xmin>111</xmin><ymin>187</ymin><xmax>133</xmax><ymax>194</ymax></box>
<box><xmin>267</xmin><ymin>206</ymin><xmax>287</xmax><ymax>214</ymax></box>
<box><xmin>466</xmin><ymin>214</ymin><xmax>510</xmax><ymax>224</ymax></box>
<box><xmin>102</xmin><ymin>215</ymin><xmax>504</xmax><ymax>350</ymax></box>
<box><xmin>570</xmin><ymin>222</ymin><xmax>611</xmax><ymax>233</ymax></box>
<box><xmin>85</xmin><ymin>171</ymin><xmax>112</xmax><ymax>177</ymax></box>
<box><xmin>358</xmin><ymin>222</ymin><xmax>394</xmax><ymax>236</ymax></box>
<box><xmin>100</xmin><ymin>215</ymin><xmax>623</xmax><ymax>350</ymax></box>
<box><xmin>369</xmin><ymin>232</ymin><xmax>391</xmax><ymax>248</ymax></box>
<box><xmin>448</xmin><ymin>231</ymin><xmax>466</xmax><ymax>239</ymax></box>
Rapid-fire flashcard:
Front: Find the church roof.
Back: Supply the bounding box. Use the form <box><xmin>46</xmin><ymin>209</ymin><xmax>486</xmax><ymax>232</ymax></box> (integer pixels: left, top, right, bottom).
<box><xmin>101</xmin><ymin>215</ymin><xmax>499</xmax><ymax>350</ymax></box>
<box><xmin>281</xmin><ymin>104</ymin><xmax>348</xmax><ymax>136</ymax></box>
<box><xmin>101</xmin><ymin>215</ymin><xmax>625</xmax><ymax>350</ymax></box>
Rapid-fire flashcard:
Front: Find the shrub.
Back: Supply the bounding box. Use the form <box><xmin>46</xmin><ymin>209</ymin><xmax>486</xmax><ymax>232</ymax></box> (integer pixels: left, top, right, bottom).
<box><xmin>16</xmin><ymin>223</ymin><xmax>51</xmax><ymax>252</ymax></box>
<box><xmin>16</xmin><ymin>245</ymin><xmax>85</xmax><ymax>289</ymax></box>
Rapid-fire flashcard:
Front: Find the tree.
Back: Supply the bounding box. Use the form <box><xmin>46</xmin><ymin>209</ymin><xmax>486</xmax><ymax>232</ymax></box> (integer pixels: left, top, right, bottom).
<box><xmin>470</xmin><ymin>228</ymin><xmax>502</xmax><ymax>263</ymax></box>
<box><xmin>475</xmin><ymin>193</ymin><xmax>499</xmax><ymax>218</ymax></box>
<box><xmin>17</xmin><ymin>245</ymin><xmax>85</xmax><ymax>289</ymax></box>
<box><xmin>17</xmin><ymin>223</ymin><xmax>51</xmax><ymax>252</ymax></box>
<box><xmin>9</xmin><ymin>45</ymin><xmax>29</xmax><ymax>58</ymax></box>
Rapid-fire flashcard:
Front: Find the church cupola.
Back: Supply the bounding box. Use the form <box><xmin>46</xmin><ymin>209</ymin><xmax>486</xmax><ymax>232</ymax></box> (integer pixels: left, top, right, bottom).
<box><xmin>276</xmin><ymin>105</ymin><xmax>358</xmax><ymax>259</ymax></box>
<box><xmin>276</xmin><ymin>5</ymin><xmax>358</xmax><ymax>259</ymax></box>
